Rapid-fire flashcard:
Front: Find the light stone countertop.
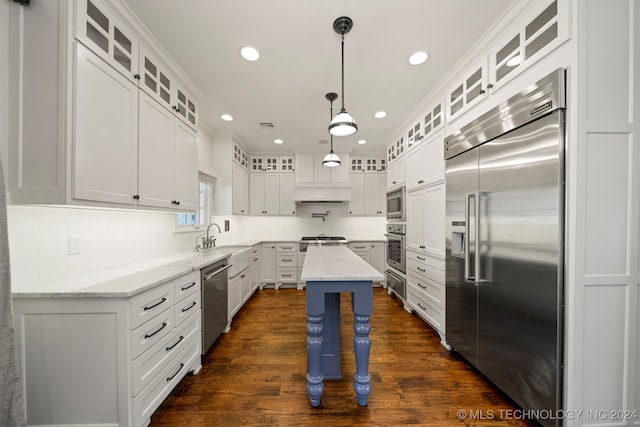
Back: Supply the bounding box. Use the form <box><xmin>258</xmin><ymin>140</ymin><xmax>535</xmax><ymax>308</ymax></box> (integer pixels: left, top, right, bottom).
<box><xmin>301</xmin><ymin>246</ymin><xmax>384</xmax><ymax>282</ymax></box>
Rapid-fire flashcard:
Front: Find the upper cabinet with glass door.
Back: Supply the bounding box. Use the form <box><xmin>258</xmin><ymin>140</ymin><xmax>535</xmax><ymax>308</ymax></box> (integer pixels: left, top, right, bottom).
<box><xmin>75</xmin><ymin>0</ymin><xmax>139</xmax><ymax>84</ymax></box>
<box><xmin>446</xmin><ymin>0</ymin><xmax>569</xmax><ymax>121</ymax></box>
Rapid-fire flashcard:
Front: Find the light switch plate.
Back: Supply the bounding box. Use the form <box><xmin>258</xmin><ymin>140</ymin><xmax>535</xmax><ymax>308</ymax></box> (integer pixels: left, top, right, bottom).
<box><xmin>68</xmin><ymin>236</ymin><xmax>80</xmax><ymax>255</ymax></box>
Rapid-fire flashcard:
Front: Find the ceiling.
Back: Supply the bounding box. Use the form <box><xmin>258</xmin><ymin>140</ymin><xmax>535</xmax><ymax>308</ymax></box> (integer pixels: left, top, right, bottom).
<box><xmin>124</xmin><ymin>0</ymin><xmax>513</xmax><ymax>155</ymax></box>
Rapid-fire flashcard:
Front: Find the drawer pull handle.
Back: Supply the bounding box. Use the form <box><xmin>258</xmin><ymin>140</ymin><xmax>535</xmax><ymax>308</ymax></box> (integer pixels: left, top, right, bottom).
<box><xmin>282</xmin><ymin>274</ymin><xmax>293</xmax><ymax>277</ymax></box>
<box><xmin>143</xmin><ymin>297</ymin><xmax>167</xmax><ymax>311</ymax></box>
<box><xmin>240</xmin><ymin>274</ymin><xmax>246</xmax><ymax>279</ymax></box>
<box><xmin>419</xmin><ymin>245</ymin><xmax>426</xmax><ymax>249</ymax></box>
<box><xmin>417</xmin><ymin>267</ymin><xmax>426</xmax><ymax>272</ymax></box>
<box><xmin>418</xmin><ymin>303</ymin><xmax>427</xmax><ymax>311</ymax></box>
<box><xmin>181</xmin><ymin>301</ymin><xmax>197</xmax><ymax>312</ymax></box>
<box><xmin>417</xmin><ymin>256</ymin><xmax>426</xmax><ymax>261</ymax></box>
<box><xmin>418</xmin><ymin>180</ymin><xmax>424</xmax><ymax>184</ymax></box>
<box><xmin>166</xmin><ymin>335</ymin><xmax>184</xmax><ymax>351</ymax></box>
<box><xmin>418</xmin><ymin>282</ymin><xmax>427</xmax><ymax>289</ymax></box>
<box><xmin>181</xmin><ymin>282</ymin><xmax>197</xmax><ymax>291</ymax></box>
<box><xmin>166</xmin><ymin>363</ymin><xmax>185</xmax><ymax>382</ymax></box>
<box><xmin>355</xmin><ymin>246</ymin><xmax>365</xmax><ymax>249</ymax></box>
<box><xmin>144</xmin><ymin>322</ymin><xmax>168</xmax><ymax>339</ymax></box>
<box><xmin>282</xmin><ymin>258</ymin><xmax>292</xmax><ymax>262</ymax></box>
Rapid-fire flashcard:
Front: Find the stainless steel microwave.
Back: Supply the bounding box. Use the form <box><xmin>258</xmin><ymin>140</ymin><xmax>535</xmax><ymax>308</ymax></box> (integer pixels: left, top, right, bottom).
<box><xmin>386</xmin><ymin>186</ymin><xmax>405</xmax><ymax>221</ymax></box>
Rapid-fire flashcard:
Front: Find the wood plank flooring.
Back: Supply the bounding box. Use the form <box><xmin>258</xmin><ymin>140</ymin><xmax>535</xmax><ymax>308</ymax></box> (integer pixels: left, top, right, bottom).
<box><xmin>150</xmin><ymin>288</ymin><xmax>538</xmax><ymax>426</ymax></box>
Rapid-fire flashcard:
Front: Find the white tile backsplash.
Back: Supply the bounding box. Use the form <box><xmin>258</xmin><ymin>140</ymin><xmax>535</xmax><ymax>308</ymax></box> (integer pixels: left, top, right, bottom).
<box><xmin>8</xmin><ymin>203</ymin><xmax>386</xmax><ymax>291</ymax></box>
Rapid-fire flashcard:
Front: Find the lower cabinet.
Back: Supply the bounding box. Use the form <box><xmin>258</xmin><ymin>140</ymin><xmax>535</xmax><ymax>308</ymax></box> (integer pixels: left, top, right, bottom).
<box><xmin>405</xmin><ymin>250</ymin><xmax>447</xmax><ymax>345</ymax></box>
<box><xmin>12</xmin><ymin>270</ymin><xmax>202</xmax><ymax>427</ymax></box>
<box><xmin>347</xmin><ymin>241</ymin><xmax>386</xmax><ymax>281</ymax></box>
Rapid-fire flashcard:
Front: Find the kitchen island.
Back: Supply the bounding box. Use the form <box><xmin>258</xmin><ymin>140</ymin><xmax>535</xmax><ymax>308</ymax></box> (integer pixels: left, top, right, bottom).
<box><xmin>301</xmin><ymin>246</ymin><xmax>384</xmax><ymax>407</ymax></box>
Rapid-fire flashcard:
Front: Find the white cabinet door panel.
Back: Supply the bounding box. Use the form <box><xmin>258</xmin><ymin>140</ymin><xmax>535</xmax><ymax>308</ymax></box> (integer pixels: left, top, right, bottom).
<box><xmin>73</xmin><ymin>43</ymin><xmax>138</xmax><ymax>205</ymax></box>
<box><xmin>173</xmin><ymin>121</ymin><xmax>198</xmax><ymax>211</ymax></box>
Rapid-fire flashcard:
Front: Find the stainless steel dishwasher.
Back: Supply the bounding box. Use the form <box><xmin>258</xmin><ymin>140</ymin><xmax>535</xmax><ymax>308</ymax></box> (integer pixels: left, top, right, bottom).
<box><xmin>201</xmin><ymin>258</ymin><xmax>232</xmax><ymax>354</ymax></box>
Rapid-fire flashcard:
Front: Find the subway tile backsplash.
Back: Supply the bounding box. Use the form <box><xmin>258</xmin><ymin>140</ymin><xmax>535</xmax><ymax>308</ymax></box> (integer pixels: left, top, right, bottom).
<box><xmin>8</xmin><ymin>206</ymin><xmax>194</xmax><ymax>289</ymax></box>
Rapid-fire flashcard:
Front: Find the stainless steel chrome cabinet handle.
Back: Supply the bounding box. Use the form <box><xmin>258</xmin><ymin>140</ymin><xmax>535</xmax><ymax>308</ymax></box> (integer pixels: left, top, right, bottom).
<box><xmin>465</xmin><ymin>193</ymin><xmax>476</xmax><ymax>282</ymax></box>
<box><xmin>144</xmin><ymin>322</ymin><xmax>167</xmax><ymax>339</ymax></box>
<box><xmin>204</xmin><ymin>264</ymin><xmax>232</xmax><ymax>280</ymax></box>
<box><xmin>143</xmin><ymin>297</ymin><xmax>167</xmax><ymax>311</ymax></box>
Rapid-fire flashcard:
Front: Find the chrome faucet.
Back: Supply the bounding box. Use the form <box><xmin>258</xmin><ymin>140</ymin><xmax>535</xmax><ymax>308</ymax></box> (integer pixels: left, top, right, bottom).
<box><xmin>204</xmin><ymin>223</ymin><xmax>222</xmax><ymax>249</ymax></box>
<box><xmin>193</xmin><ymin>223</ymin><xmax>222</xmax><ymax>252</ymax></box>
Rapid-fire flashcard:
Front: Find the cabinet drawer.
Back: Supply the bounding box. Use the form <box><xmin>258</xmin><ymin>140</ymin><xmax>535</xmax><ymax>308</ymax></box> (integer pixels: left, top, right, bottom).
<box><xmin>174</xmin><ymin>292</ymin><xmax>200</xmax><ymax>326</ymax></box>
<box><xmin>174</xmin><ymin>271</ymin><xmax>200</xmax><ymax>303</ymax></box>
<box><xmin>406</xmin><ymin>255</ymin><xmax>445</xmax><ymax>284</ymax></box>
<box><xmin>132</xmin><ymin>335</ymin><xmax>200</xmax><ymax>427</ymax></box>
<box><xmin>276</xmin><ymin>253</ymin><xmax>297</xmax><ymax>268</ymax></box>
<box><xmin>131</xmin><ymin>312</ymin><xmax>200</xmax><ymax>396</ymax></box>
<box><xmin>129</xmin><ymin>283</ymin><xmax>174</xmax><ymax>330</ymax></box>
<box><xmin>348</xmin><ymin>243</ymin><xmax>370</xmax><ymax>251</ymax></box>
<box><xmin>408</xmin><ymin>285</ymin><xmax>445</xmax><ymax>333</ymax></box>
<box><xmin>276</xmin><ymin>243</ymin><xmax>297</xmax><ymax>253</ymax></box>
<box><xmin>407</xmin><ymin>272</ymin><xmax>445</xmax><ymax>309</ymax></box>
<box><xmin>131</xmin><ymin>310</ymin><xmax>174</xmax><ymax>360</ymax></box>
<box><xmin>276</xmin><ymin>268</ymin><xmax>297</xmax><ymax>282</ymax></box>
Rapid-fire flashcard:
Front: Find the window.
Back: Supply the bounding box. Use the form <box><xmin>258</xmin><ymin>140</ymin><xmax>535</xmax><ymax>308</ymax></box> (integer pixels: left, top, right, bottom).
<box><xmin>176</xmin><ymin>175</ymin><xmax>215</xmax><ymax>229</ymax></box>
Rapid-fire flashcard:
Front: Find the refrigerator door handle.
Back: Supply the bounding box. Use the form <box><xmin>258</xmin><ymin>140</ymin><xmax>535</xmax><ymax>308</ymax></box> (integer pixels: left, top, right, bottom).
<box><xmin>476</xmin><ymin>192</ymin><xmax>485</xmax><ymax>284</ymax></box>
<box><xmin>464</xmin><ymin>193</ymin><xmax>476</xmax><ymax>282</ymax></box>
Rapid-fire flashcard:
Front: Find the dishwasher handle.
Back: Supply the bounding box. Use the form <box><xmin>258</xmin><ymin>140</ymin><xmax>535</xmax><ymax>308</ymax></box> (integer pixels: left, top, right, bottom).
<box><xmin>203</xmin><ymin>263</ymin><xmax>232</xmax><ymax>281</ymax></box>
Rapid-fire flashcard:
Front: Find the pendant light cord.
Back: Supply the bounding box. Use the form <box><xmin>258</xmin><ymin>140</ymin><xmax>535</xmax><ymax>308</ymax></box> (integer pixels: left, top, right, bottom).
<box><xmin>340</xmin><ymin>34</ymin><xmax>345</xmax><ymax>112</ymax></box>
<box><xmin>330</xmin><ymin>97</ymin><xmax>335</xmax><ymax>153</ymax></box>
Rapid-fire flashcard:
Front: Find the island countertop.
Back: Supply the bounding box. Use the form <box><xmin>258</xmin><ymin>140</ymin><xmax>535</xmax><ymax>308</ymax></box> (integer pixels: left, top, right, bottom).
<box><xmin>301</xmin><ymin>246</ymin><xmax>384</xmax><ymax>282</ymax></box>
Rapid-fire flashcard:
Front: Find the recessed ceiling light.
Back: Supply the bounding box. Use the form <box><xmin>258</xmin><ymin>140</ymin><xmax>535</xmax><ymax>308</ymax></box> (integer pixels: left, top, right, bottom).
<box><xmin>409</xmin><ymin>51</ymin><xmax>429</xmax><ymax>65</ymax></box>
<box><xmin>358</xmin><ymin>139</ymin><xmax>367</xmax><ymax>145</ymax></box>
<box><xmin>274</xmin><ymin>139</ymin><xmax>284</xmax><ymax>144</ymax></box>
<box><xmin>374</xmin><ymin>111</ymin><xmax>387</xmax><ymax>119</ymax></box>
<box><xmin>240</xmin><ymin>46</ymin><xmax>260</xmax><ymax>61</ymax></box>
<box><xmin>221</xmin><ymin>114</ymin><xmax>233</xmax><ymax>121</ymax></box>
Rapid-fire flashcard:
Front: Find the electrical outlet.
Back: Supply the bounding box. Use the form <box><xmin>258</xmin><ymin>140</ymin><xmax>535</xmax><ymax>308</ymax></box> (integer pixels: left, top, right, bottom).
<box><xmin>68</xmin><ymin>236</ymin><xmax>80</xmax><ymax>255</ymax></box>
<box><xmin>225</xmin><ymin>220</ymin><xmax>230</xmax><ymax>231</ymax></box>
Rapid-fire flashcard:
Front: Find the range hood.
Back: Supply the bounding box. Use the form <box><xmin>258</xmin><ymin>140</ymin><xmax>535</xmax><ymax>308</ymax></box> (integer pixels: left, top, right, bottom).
<box><xmin>294</xmin><ymin>183</ymin><xmax>352</xmax><ymax>202</ymax></box>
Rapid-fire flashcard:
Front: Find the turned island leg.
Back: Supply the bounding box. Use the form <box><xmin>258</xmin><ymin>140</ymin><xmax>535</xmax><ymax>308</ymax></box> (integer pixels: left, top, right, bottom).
<box><xmin>306</xmin><ymin>313</ymin><xmax>324</xmax><ymax>407</ymax></box>
<box><xmin>353</xmin><ymin>313</ymin><xmax>371</xmax><ymax>406</ymax></box>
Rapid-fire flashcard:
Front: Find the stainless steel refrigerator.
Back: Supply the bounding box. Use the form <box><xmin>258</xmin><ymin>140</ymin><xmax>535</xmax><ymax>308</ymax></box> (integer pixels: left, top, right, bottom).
<box><xmin>445</xmin><ymin>69</ymin><xmax>565</xmax><ymax>426</ymax></box>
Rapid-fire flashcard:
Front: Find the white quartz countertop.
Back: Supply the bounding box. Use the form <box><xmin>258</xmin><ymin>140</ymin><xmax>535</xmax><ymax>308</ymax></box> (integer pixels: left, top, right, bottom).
<box><xmin>301</xmin><ymin>246</ymin><xmax>384</xmax><ymax>282</ymax></box>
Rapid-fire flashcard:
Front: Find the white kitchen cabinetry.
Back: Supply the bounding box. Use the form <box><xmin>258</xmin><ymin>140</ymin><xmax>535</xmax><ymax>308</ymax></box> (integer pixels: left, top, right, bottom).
<box><xmin>295</xmin><ymin>153</ymin><xmax>350</xmax><ymax>183</ymax></box>
<box><xmin>13</xmin><ymin>271</ymin><xmax>202</xmax><ymax>427</ymax></box>
<box><xmin>250</xmin><ymin>245</ymin><xmax>262</xmax><ymax>293</ymax></box>
<box><xmin>213</xmin><ymin>136</ymin><xmax>251</xmax><ymax>215</ymax></box>
<box><xmin>73</xmin><ymin>42</ymin><xmax>139</xmax><ymax>205</ymax></box>
<box><xmin>75</xmin><ymin>0</ymin><xmax>139</xmax><ymax>83</ymax></box>
<box><xmin>406</xmin><ymin>183</ymin><xmax>445</xmax><ymax>256</ymax></box>
<box><xmin>275</xmin><ymin>243</ymin><xmax>298</xmax><ymax>288</ymax></box>
<box><xmin>351</xmin><ymin>157</ymin><xmax>386</xmax><ymax>173</ymax></box>
<box><xmin>259</xmin><ymin>243</ymin><xmax>277</xmax><ymax>288</ymax></box>
<box><xmin>8</xmin><ymin>0</ymin><xmax>201</xmax><ymax>211</ymax></box>
<box><xmin>250</xmin><ymin>173</ymin><xmax>280</xmax><ymax>215</ymax></box>
<box><xmin>249</xmin><ymin>172</ymin><xmax>296</xmax><ymax>216</ymax></box>
<box><xmin>138</xmin><ymin>91</ymin><xmax>197</xmax><ymax>210</ymax></box>
<box><xmin>250</xmin><ymin>155</ymin><xmax>279</xmax><ymax>172</ymax></box>
<box><xmin>228</xmin><ymin>250</ymin><xmax>251</xmax><ymax>323</ymax></box>
<box><xmin>348</xmin><ymin>242</ymin><xmax>372</xmax><ymax>264</ymax></box>
<box><xmin>406</xmin><ymin>251</ymin><xmax>446</xmax><ymax>344</ymax></box>
<box><xmin>386</xmin><ymin>155</ymin><xmax>405</xmax><ymax>189</ymax></box>
<box><xmin>406</xmin><ymin>130</ymin><xmax>445</xmax><ymax>191</ymax></box>
<box><xmin>348</xmin><ymin>174</ymin><xmax>365</xmax><ymax>215</ymax></box>
<box><xmin>347</xmin><ymin>241</ymin><xmax>386</xmax><ymax>282</ymax></box>
<box><xmin>364</xmin><ymin>174</ymin><xmax>386</xmax><ymax>216</ymax></box>
<box><xmin>446</xmin><ymin>0</ymin><xmax>569</xmax><ymax>122</ymax></box>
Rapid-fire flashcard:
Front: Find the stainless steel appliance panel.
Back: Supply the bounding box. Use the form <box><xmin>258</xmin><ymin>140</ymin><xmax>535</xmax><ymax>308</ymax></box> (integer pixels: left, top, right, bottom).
<box><xmin>201</xmin><ymin>260</ymin><xmax>232</xmax><ymax>354</ymax></box>
<box><xmin>476</xmin><ymin>110</ymin><xmax>564</xmax><ymax>418</ymax></box>
<box><xmin>385</xmin><ymin>268</ymin><xmax>406</xmax><ymax>299</ymax></box>
<box><xmin>445</xmin><ymin>148</ymin><xmax>479</xmax><ymax>366</ymax></box>
<box><xmin>385</xmin><ymin>224</ymin><xmax>406</xmax><ymax>273</ymax></box>
<box><xmin>445</xmin><ymin>68</ymin><xmax>565</xmax><ymax>427</ymax></box>
<box><xmin>386</xmin><ymin>186</ymin><xmax>405</xmax><ymax>221</ymax></box>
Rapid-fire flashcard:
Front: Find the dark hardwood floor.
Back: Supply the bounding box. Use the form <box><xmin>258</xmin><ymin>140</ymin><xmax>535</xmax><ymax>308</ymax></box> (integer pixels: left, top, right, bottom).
<box><xmin>150</xmin><ymin>287</ymin><xmax>537</xmax><ymax>426</ymax></box>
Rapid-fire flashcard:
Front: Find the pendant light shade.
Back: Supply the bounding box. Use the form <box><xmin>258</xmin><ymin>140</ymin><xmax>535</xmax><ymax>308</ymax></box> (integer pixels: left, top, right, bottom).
<box><xmin>328</xmin><ymin>16</ymin><xmax>357</xmax><ymax>137</ymax></box>
<box><xmin>323</xmin><ymin>92</ymin><xmax>341</xmax><ymax>167</ymax></box>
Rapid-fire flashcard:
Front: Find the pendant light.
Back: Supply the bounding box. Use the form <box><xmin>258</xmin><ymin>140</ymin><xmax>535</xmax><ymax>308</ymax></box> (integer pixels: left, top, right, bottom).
<box><xmin>323</xmin><ymin>92</ymin><xmax>341</xmax><ymax>167</ymax></box>
<box><xmin>328</xmin><ymin>16</ymin><xmax>357</xmax><ymax>137</ymax></box>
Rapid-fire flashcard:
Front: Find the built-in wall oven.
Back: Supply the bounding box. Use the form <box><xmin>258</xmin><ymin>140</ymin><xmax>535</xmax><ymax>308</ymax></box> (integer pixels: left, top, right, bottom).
<box><xmin>385</xmin><ymin>223</ymin><xmax>405</xmax><ymax>273</ymax></box>
<box><xmin>386</xmin><ymin>186</ymin><xmax>405</xmax><ymax>221</ymax></box>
